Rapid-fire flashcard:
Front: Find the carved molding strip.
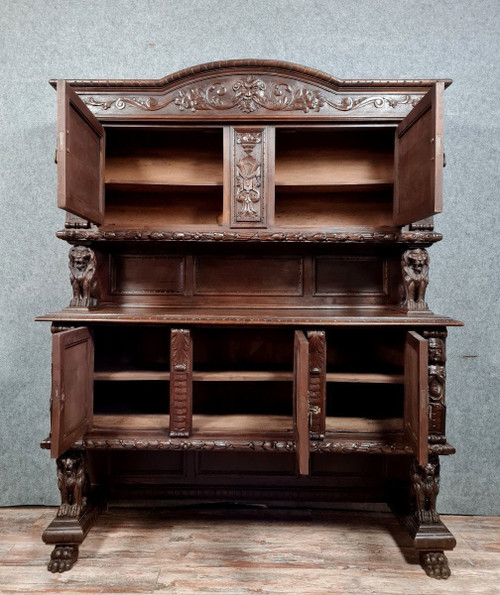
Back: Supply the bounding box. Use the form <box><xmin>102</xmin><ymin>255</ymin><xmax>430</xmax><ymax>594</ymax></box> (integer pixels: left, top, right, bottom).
<box><xmin>77</xmin><ymin>438</ymin><xmax>296</xmax><ymax>452</ymax></box>
<box><xmin>58</xmin><ymin>229</ymin><xmax>443</xmax><ymax>244</ymax></box>
<box><xmin>424</xmin><ymin>329</ymin><xmax>447</xmax><ymax>436</ymax></box>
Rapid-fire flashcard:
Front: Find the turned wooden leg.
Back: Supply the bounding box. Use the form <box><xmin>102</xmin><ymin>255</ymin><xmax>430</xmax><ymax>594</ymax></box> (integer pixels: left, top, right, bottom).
<box><xmin>420</xmin><ymin>551</ymin><xmax>451</xmax><ymax>579</ymax></box>
<box><xmin>48</xmin><ymin>544</ymin><xmax>79</xmax><ymax>573</ymax></box>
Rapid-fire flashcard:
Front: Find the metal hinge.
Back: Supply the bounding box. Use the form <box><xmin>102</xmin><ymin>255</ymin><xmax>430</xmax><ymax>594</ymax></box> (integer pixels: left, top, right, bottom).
<box><xmin>308</xmin><ymin>405</ymin><xmax>321</xmax><ymax>428</ymax></box>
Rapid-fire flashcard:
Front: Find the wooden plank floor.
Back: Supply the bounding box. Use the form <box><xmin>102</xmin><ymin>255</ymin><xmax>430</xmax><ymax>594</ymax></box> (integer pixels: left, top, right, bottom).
<box><xmin>0</xmin><ymin>506</ymin><xmax>499</xmax><ymax>594</ymax></box>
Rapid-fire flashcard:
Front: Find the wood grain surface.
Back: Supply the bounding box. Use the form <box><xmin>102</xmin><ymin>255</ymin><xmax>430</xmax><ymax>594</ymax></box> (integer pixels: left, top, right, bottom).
<box><xmin>0</xmin><ymin>507</ymin><xmax>498</xmax><ymax>594</ymax></box>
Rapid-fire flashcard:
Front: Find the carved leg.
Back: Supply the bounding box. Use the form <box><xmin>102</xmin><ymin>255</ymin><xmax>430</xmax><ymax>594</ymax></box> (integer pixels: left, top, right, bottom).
<box><xmin>48</xmin><ymin>545</ymin><xmax>79</xmax><ymax>573</ymax></box>
<box><xmin>410</xmin><ymin>454</ymin><xmax>441</xmax><ymax>525</ymax></box>
<box><xmin>420</xmin><ymin>551</ymin><xmax>451</xmax><ymax>579</ymax></box>
<box><xmin>43</xmin><ymin>450</ymin><xmax>104</xmax><ymax>572</ymax></box>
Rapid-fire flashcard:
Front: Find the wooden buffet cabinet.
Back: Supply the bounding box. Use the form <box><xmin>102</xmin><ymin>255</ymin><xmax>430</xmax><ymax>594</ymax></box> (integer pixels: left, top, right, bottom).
<box><xmin>37</xmin><ymin>60</ymin><xmax>462</xmax><ymax>578</ymax></box>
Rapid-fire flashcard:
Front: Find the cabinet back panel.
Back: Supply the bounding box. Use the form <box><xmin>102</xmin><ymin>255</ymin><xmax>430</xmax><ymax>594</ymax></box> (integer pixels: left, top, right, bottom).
<box><xmin>104</xmin><ymin>249</ymin><xmax>396</xmax><ymax>307</ymax></box>
<box><xmin>275</xmin><ymin>128</ymin><xmax>394</xmax><ymax>187</ymax></box>
<box><xmin>104</xmin><ymin>190</ymin><xmax>223</xmax><ymax>227</ymax></box>
<box><xmin>105</xmin><ymin>128</ymin><xmax>223</xmax><ymax>186</ymax></box>
<box><xmin>275</xmin><ymin>190</ymin><xmax>393</xmax><ymax>227</ymax></box>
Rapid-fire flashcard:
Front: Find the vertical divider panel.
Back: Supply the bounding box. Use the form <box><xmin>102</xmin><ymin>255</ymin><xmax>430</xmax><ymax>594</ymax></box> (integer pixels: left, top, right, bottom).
<box><xmin>307</xmin><ymin>330</ymin><xmax>326</xmax><ymax>439</ymax></box>
<box><xmin>294</xmin><ymin>330</ymin><xmax>310</xmax><ymax>476</ymax></box>
<box><xmin>229</xmin><ymin>126</ymin><xmax>273</xmax><ymax>228</ymax></box>
<box><xmin>169</xmin><ymin>329</ymin><xmax>193</xmax><ymax>438</ymax></box>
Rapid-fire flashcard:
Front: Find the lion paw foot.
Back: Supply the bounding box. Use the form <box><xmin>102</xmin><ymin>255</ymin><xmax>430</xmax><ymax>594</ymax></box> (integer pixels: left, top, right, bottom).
<box><xmin>420</xmin><ymin>551</ymin><xmax>450</xmax><ymax>579</ymax></box>
<box><xmin>48</xmin><ymin>545</ymin><xmax>78</xmax><ymax>573</ymax></box>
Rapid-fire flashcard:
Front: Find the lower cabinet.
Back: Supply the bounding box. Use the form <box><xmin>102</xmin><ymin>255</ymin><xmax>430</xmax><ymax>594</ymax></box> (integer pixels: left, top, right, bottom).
<box><xmin>50</xmin><ymin>324</ymin><xmax>430</xmax><ymax>466</ymax></box>
<box><xmin>44</xmin><ymin>322</ymin><xmax>455</xmax><ymax>577</ymax></box>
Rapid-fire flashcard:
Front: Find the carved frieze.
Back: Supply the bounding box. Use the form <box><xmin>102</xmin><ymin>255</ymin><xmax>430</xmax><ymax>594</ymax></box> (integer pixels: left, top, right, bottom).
<box><xmin>68</xmin><ymin>246</ymin><xmax>99</xmax><ymax>308</ymax></box>
<box><xmin>83</xmin><ymin>80</ymin><xmax>421</xmax><ymax>117</ymax></box>
<box><xmin>58</xmin><ymin>229</ymin><xmax>443</xmax><ymax>244</ymax></box>
<box><xmin>402</xmin><ymin>248</ymin><xmax>429</xmax><ymax>310</ymax></box>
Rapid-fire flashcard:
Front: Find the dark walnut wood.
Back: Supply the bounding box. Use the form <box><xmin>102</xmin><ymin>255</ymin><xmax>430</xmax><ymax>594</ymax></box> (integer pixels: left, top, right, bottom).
<box><xmin>39</xmin><ymin>60</ymin><xmax>461</xmax><ymax>578</ymax></box>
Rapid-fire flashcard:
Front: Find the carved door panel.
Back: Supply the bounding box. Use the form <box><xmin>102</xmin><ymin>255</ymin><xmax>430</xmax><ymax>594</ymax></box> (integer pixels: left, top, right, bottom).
<box><xmin>394</xmin><ymin>82</ymin><xmax>444</xmax><ymax>226</ymax></box>
<box><xmin>294</xmin><ymin>330</ymin><xmax>310</xmax><ymax>476</ymax></box>
<box><xmin>51</xmin><ymin>327</ymin><xmax>94</xmax><ymax>458</ymax></box>
<box><xmin>404</xmin><ymin>331</ymin><xmax>429</xmax><ymax>466</ymax></box>
<box><xmin>228</xmin><ymin>126</ymin><xmax>273</xmax><ymax>228</ymax></box>
<box><xmin>57</xmin><ymin>81</ymin><xmax>105</xmax><ymax>225</ymax></box>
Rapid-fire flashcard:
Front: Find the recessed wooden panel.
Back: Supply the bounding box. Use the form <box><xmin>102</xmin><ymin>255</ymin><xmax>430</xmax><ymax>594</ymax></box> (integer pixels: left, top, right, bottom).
<box><xmin>110</xmin><ymin>254</ymin><xmax>184</xmax><ymax>295</ymax></box>
<box><xmin>194</xmin><ymin>256</ymin><xmax>303</xmax><ymax>296</ymax></box>
<box><xmin>315</xmin><ymin>256</ymin><xmax>387</xmax><ymax>296</ymax></box>
<box><xmin>198</xmin><ymin>451</ymin><xmax>295</xmax><ymax>475</ymax></box>
<box><xmin>51</xmin><ymin>327</ymin><xmax>94</xmax><ymax>458</ymax></box>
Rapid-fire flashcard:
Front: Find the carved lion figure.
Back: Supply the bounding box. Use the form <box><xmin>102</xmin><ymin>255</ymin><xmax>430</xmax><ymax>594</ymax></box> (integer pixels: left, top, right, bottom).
<box><xmin>411</xmin><ymin>456</ymin><xmax>440</xmax><ymax>524</ymax></box>
<box><xmin>402</xmin><ymin>248</ymin><xmax>429</xmax><ymax>310</ymax></box>
<box><xmin>56</xmin><ymin>452</ymin><xmax>89</xmax><ymax>518</ymax></box>
<box><xmin>69</xmin><ymin>246</ymin><xmax>98</xmax><ymax>308</ymax></box>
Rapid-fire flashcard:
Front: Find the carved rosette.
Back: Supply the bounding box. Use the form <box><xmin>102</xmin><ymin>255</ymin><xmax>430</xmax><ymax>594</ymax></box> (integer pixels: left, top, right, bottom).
<box><xmin>402</xmin><ymin>248</ymin><xmax>429</xmax><ymax>310</ymax></box>
<box><xmin>231</xmin><ymin>128</ymin><xmax>267</xmax><ymax>226</ymax></box>
<box><xmin>423</xmin><ymin>329</ymin><xmax>447</xmax><ymax>438</ymax></box>
<box><xmin>68</xmin><ymin>246</ymin><xmax>99</xmax><ymax>308</ymax></box>
<box><xmin>169</xmin><ymin>329</ymin><xmax>193</xmax><ymax>438</ymax></box>
<box><xmin>307</xmin><ymin>331</ymin><xmax>326</xmax><ymax>439</ymax></box>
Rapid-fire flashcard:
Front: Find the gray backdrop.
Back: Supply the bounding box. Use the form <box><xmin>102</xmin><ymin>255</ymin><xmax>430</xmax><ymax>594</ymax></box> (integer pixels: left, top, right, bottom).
<box><xmin>1</xmin><ymin>0</ymin><xmax>498</xmax><ymax>515</ymax></box>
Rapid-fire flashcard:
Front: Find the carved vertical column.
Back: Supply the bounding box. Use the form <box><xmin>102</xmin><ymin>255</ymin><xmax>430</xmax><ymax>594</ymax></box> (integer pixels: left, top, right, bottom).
<box><xmin>169</xmin><ymin>329</ymin><xmax>193</xmax><ymax>437</ymax></box>
<box><xmin>423</xmin><ymin>329</ymin><xmax>447</xmax><ymax>442</ymax></box>
<box><xmin>401</xmin><ymin>248</ymin><xmax>429</xmax><ymax>311</ymax></box>
<box><xmin>68</xmin><ymin>245</ymin><xmax>99</xmax><ymax>308</ymax></box>
<box><xmin>307</xmin><ymin>330</ymin><xmax>326</xmax><ymax>439</ymax></box>
<box><xmin>230</xmin><ymin>127</ymin><xmax>270</xmax><ymax>228</ymax></box>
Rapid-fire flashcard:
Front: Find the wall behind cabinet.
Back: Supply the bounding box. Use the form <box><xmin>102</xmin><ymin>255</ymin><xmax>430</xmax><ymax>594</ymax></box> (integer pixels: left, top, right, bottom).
<box><xmin>0</xmin><ymin>0</ymin><xmax>498</xmax><ymax>515</ymax></box>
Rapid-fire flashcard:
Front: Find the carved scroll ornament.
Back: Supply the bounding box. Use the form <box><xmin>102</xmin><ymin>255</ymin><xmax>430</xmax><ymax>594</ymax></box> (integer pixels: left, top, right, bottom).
<box><xmin>84</xmin><ymin>76</ymin><xmax>421</xmax><ymax>115</ymax></box>
<box><xmin>68</xmin><ymin>246</ymin><xmax>99</xmax><ymax>308</ymax></box>
<box><xmin>402</xmin><ymin>248</ymin><xmax>429</xmax><ymax>310</ymax></box>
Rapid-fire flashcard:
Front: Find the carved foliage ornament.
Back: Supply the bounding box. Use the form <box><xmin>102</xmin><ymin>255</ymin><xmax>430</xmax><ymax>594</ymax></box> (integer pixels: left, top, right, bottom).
<box><xmin>235</xmin><ymin>130</ymin><xmax>263</xmax><ymax>222</ymax></box>
<box><xmin>84</xmin><ymin>76</ymin><xmax>421</xmax><ymax>114</ymax></box>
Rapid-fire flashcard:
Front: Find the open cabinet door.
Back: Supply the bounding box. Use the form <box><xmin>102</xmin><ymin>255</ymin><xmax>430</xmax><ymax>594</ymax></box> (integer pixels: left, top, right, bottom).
<box><xmin>404</xmin><ymin>331</ymin><xmax>429</xmax><ymax>466</ymax></box>
<box><xmin>51</xmin><ymin>327</ymin><xmax>94</xmax><ymax>458</ymax></box>
<box><xmin>57</xmin><ymin>81</ymin><xmax>105</xmax><ymax>225</ymax></box>
<box><xmin>393</xmin><ymin>82</ymin><xmax>444</xmax><ymax>226</ymax></box>
<box><xmin>294</xmin><ymin>331</ymin><xmax>310</xmax><ymax>476</ymax></box>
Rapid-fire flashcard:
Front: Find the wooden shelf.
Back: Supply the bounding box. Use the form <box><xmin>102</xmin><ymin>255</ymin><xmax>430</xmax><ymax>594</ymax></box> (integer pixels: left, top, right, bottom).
<box><xmin>325</xmin><ymin>416</ymin><xmax>403</xmax><ymax>433</ymax></box>
<box><xmin>326</xmin><ymin>372</ymin><xmax>404</xmax><ymax>384</ymax></box>
<box><xmin>94</xmin><ymin>370</ymin><xmax>403</xmax><ymax>383</ymax></box>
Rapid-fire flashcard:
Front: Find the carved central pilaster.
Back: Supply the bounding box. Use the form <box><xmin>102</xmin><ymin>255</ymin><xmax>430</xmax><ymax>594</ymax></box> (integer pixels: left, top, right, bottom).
<box><xmin>230</xmin><ymin>127</ymin><xmax>268</xmax><ymax>227</ymax></box>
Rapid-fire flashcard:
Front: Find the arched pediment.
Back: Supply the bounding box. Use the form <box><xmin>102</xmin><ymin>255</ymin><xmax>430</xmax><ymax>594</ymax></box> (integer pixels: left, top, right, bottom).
<box><xmin>53</xmin><ymin>60</ymin><xmax>450</xmax><ymax>120</ymax></box>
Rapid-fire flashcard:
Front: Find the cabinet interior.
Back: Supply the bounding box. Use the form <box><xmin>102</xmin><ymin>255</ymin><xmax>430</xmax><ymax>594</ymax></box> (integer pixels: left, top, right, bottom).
<box><xmin>104</xmin><ymin>127</ymin><xmax>224</xmax><ymax>228</ymax></box>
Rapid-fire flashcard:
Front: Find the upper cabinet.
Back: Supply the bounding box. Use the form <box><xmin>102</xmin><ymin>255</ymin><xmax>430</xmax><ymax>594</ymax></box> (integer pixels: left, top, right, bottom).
<box><xmin>54</xmin><ymin>62</ymin><xmax>448</xmax><ymax>232</ymax></box>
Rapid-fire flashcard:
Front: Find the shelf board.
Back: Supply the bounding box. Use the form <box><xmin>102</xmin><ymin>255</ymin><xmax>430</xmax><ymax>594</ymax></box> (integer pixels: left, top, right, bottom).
<box><xmin>275</xmin><ymin>183</ymin><xmax>393</xmax><ymax>193</ymax></box>
<box><xmin>326</xmin><ymin>372</ymin><xmax>404</xmax><ymax>384</ymax></box>
<box><xmin>325</xmin><ymin>417</ymin><xmax>403</xmax><ymax>433</ymax></box>
<box><xmin>106</xmin><ymin>182</ymin><xmax>223</xmax><ymax>192</ymax></box>
<box><xmin>94</xmin><ymin>370</ymin><xmax>403</xmax><ymax>383</ymax></box>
